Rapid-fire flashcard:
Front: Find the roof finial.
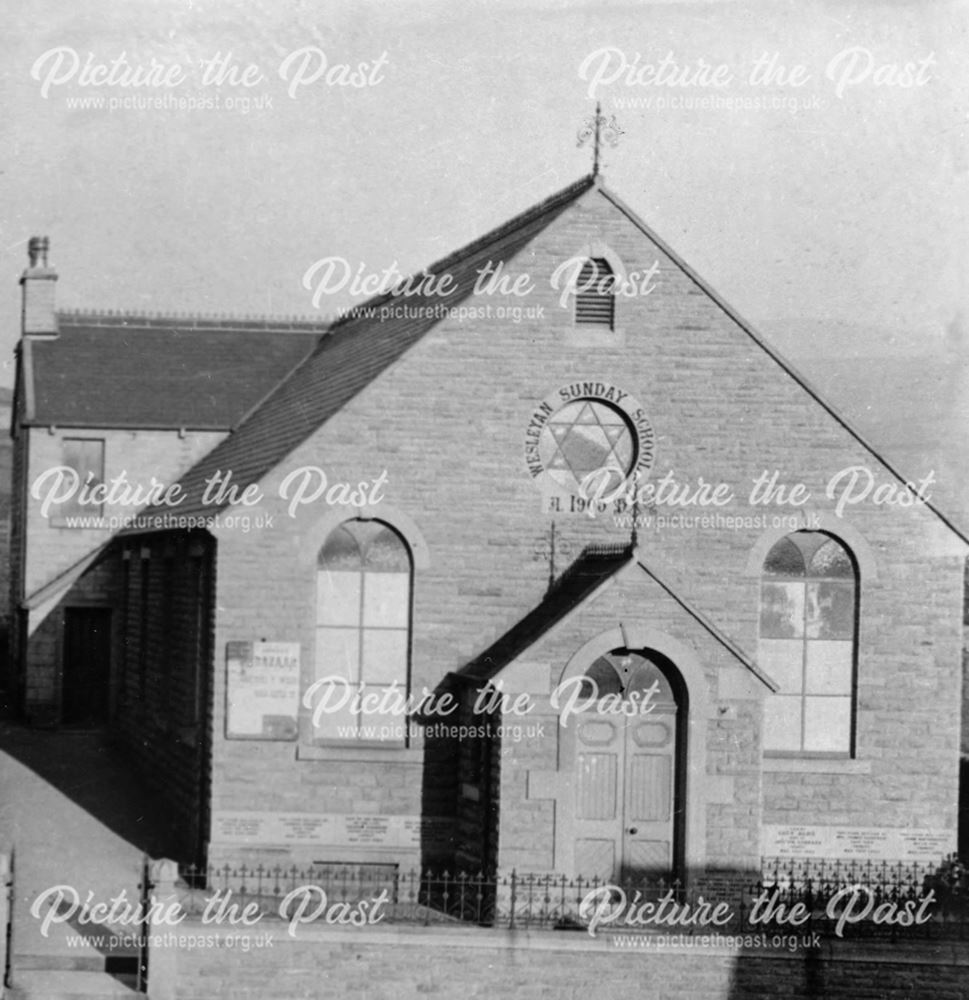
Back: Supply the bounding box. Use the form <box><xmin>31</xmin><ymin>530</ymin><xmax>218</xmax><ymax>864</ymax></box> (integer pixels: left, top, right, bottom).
<box><xmin>593</xmin><ymin>101</ymin><xmax>602</xmax><ymax>177</ymax></box>
<box><xmin>577</xmin><ymin>102</ymin><xmax>624</xmax><ymax>179</ymax></box>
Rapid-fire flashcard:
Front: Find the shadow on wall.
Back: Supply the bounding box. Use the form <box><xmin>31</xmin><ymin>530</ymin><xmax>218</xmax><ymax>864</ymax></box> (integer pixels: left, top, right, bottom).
<box><xmin>419</xmin><ymin>677</ymin><xmax>500</xmax><ymax>880</ymax></box>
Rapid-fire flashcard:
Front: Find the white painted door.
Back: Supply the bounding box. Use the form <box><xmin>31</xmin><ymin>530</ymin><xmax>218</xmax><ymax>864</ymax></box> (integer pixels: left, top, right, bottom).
<box><xmin>572</xmin><ymin>651</ymin><xmax>679</xmax><ymax>881</ymax></box>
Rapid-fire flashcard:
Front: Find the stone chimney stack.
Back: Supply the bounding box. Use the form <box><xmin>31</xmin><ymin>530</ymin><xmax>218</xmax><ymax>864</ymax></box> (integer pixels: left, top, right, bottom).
<box><xmin>20</xmin><ymin>236</ymin><xmax>58</xmax><ymax>337</ymax></box>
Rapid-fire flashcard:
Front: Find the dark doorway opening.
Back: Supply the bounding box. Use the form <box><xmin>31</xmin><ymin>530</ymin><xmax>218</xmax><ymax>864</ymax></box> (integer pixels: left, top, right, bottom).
<box><xmin>62</xmin><ymin>608</ymin><xmax>112</xmax><ymax>726</ymax></box>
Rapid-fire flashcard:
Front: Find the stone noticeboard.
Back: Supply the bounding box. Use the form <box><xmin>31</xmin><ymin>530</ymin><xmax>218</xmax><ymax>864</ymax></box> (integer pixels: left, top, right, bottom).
<box><xmin>212</xmin><ymin>811</ymin><xmax>451</xmax><ymax>853</ymax></box>
<box><xmin>225</xmin><ymin>641</ymin><xmax>300</xmax><ymax>740</ymax></box>
<box><xmin>762</xmin><ymin>825</ymin><xmax>954</xmax><ymax>863</ymax></box>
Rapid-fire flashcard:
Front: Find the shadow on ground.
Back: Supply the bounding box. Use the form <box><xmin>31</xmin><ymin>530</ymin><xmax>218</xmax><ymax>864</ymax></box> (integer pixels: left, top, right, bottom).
<box><xmin>0</xmin><ymin>709</ymin><xmax>181</xmax><ymax>861</ymax></box>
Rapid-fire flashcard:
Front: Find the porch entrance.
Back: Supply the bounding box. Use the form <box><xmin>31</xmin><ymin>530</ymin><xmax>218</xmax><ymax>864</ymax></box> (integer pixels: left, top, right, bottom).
<box><xmin>571</xmin><ymin>649</ymin><xmax>685</xmax><ymax>881</ymax></box>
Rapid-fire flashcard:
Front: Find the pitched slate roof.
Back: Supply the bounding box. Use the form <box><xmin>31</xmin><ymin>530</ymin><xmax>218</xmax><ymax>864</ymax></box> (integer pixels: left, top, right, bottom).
<box><xmin>452</xmin><ymin>543</ymin><xmax>775</xmax><ymax>690</ymax></box>
<box><xmin>458</xmin><ymin>543</ymin><xmax>636</xmax><ymax>683</ymax></box>
<box><xmin>21</xmin><ymin>313</ymin><xmax>324</xmax><ymax>430</ymax></box>
<box><xmin>143</xmin><ymin>174</ymin><xmax>596</xmax><ymax>521</ymax></box>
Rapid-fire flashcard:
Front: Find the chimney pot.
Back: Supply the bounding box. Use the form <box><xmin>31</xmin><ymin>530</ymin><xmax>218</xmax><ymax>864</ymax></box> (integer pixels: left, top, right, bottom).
<box><xmin>27</xmin><ymin>236</ymin><xmax>50</xmax><ymax>269</ymax></box>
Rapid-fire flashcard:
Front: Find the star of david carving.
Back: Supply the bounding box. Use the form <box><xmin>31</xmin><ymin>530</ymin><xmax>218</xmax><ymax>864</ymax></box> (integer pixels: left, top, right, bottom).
<box><xmin>543</xmin><ymin>401</ymin><xmax>634</xmax><ymax>490</ymax></box>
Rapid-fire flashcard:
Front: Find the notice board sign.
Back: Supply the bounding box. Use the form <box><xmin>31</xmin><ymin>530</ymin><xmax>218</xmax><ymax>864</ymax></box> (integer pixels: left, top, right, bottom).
<box><xmin>762</xmin><ymin>825</ymin><xmax>954</xmax><ymax>864</ymax></box>
<box><xmin>225</xmin><ymin>641</ymin><xmax>300</xmax><ymax>740</ymax></box>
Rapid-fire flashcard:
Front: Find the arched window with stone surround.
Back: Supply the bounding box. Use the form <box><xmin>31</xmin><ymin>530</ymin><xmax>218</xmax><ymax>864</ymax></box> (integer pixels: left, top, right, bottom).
<box><xmin>313</xmin><ymin>519</ymin><xmax>412</xmax><ymax>743</ymax></box>
<box><xmin>574</xmin><ymin>257</ymin><xmax>615</xmax><ymax>328</ymax></box>
<box><xmin>759</xmin><ymin>531</ymin><xmax>858</xmax><ymax>755</ymax></box>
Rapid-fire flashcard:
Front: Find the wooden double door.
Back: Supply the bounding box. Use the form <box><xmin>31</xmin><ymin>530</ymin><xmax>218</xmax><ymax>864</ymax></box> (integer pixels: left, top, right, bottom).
<box><xmin>571</xmin><ymin>649</ymin><xmax>684</xmax><ymax>881</ymax></box>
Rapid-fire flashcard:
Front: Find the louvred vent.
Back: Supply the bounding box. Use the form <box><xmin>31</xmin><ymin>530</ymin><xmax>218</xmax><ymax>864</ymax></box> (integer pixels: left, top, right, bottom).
<box><xmin>574</xmin><ymin>257</ymin><xmax>615</xmax><ymax>329</ymax></box>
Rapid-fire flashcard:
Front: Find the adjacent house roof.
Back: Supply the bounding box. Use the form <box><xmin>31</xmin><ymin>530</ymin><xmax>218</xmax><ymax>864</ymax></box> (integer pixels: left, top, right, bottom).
<box><xmin>19</xmin><ymin>313</ymin><xmax>325</xmax><ymax>430</ymax></box>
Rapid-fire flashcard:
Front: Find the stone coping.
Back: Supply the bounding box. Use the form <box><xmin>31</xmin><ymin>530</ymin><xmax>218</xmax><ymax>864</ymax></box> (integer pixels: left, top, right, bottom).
<box><xmin>167</xmin><ymin>917</ymin><xmax>969</xmax><ymax>964</ymax></box>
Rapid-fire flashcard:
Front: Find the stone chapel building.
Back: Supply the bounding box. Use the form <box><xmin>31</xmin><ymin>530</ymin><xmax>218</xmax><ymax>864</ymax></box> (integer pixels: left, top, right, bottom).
<box><xmin>9</xmin><ymin>174</ymin><xmax>969</xmax><ymax>881</ymax></box>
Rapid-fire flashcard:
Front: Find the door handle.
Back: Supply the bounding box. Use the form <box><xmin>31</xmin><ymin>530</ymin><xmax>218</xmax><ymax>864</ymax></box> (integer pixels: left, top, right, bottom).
<box><xmin>628</xmin><ymin>827</ymin><xmax>638</xmax><ymax>835</ymax></box>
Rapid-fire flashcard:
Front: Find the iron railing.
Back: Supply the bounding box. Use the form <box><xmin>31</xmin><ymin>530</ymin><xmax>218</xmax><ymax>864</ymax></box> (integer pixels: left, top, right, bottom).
<box><xmin>169</xmin><ymin>855</ymin><xmax>969</xmax><ymax>940</ymax></box>
<box><xmin>752</xmin><ymin>855</ymin><xmax>969</xmax><ymax>940</ymax></box>
<box><xmin>3</xmin><ymin>850</ymin><xmax>14</xmax><ymax>989</ymax></box>
<box><xmin>137</xmin><ymin>854</ymin><xmax>150</xmax><ymax>993</ymax></box>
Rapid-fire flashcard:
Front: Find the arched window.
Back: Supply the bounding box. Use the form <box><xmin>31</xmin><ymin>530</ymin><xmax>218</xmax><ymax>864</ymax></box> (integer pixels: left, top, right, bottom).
<box><xmin>759</xmin><ymin>531</ymin><xmax>857</xmax><ymax>755</ymax></box>
<box><xmin>574</xmin><ymin>257</ymin><xmax>615</xmax><ymax>329</ymax></box>
<box><xmin>314</xmin><ymin>519</ymin><xmax>412</xmax><ymax>743</ymax></box>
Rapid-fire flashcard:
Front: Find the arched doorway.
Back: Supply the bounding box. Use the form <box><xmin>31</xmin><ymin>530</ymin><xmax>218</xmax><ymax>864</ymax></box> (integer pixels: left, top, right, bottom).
<box><xmin>568</xmin><ymin>648</ymin><xmax>687</xmax><ymax>881</ymax></box>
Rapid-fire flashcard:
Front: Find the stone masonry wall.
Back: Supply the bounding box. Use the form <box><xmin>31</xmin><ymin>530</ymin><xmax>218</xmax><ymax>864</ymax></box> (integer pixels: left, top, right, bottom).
<box><xmin>193</xmin><ymin>187</ymin><xmax>962</xmax><ymax>868</ymax></box>
<box><xmin>158</xmin><ymin>923</ymin><xmax>969</xmax><ymax>1000</ymax></box>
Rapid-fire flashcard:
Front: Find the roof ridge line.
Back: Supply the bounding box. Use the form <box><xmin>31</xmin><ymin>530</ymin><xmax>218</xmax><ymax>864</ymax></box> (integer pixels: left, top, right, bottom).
<box><xmin>56</xmin><ymin>307</ymin><xmax>333</xmax><ymax>330</ymax></box>
<box><xmin>323</xmin><ymin>173</ymin><xmax>596</xmax><ymax>333</ymax></box>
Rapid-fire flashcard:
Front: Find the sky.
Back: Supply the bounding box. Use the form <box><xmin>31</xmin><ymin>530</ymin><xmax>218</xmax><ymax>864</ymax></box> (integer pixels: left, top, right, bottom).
<box><xmin>1</xmin><ymin>0</ymin><xmax>968</xmax><ymax>389</ymax></box>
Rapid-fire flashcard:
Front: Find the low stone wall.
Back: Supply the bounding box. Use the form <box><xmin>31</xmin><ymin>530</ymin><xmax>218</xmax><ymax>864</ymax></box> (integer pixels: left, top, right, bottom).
<box><xmin>148</xmin><ymin>919</ymin><xmax>969</xmax><ymax>1000</ymax></box>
